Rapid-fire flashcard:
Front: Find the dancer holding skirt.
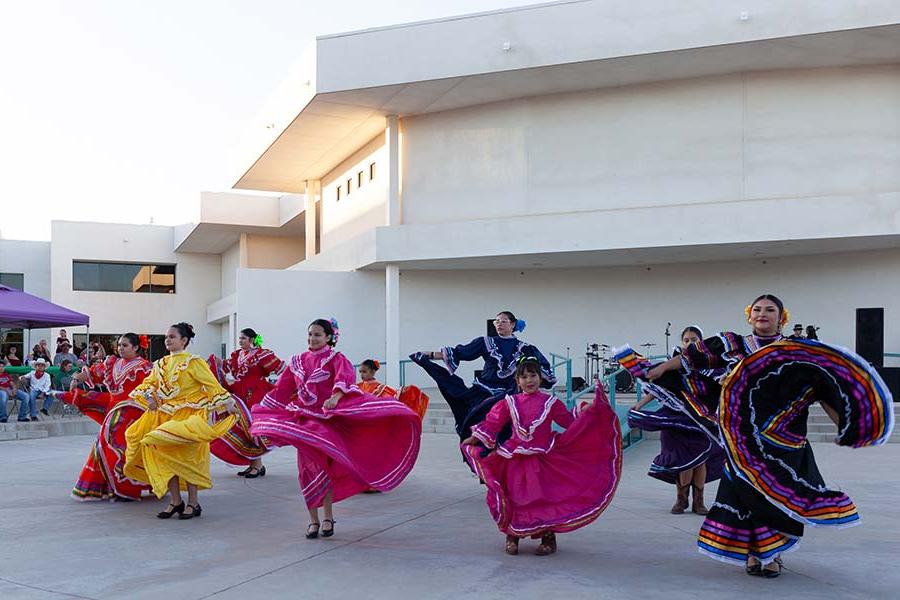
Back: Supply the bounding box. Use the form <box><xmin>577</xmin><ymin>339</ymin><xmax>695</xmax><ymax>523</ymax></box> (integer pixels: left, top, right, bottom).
<box><xmin>462</xmin><ymin>358</ymin><xmax>622</xmax><ymax>555</ymax></box>
<box><xmin>250</xmin><ymin>318</ymin><xmax>421</xmax><ymax>539</ymax></box>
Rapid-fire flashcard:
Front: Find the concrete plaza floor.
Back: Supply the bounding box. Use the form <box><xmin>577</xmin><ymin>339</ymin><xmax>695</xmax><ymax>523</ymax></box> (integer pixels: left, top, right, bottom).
<box><xmin>1</xmin><ymin>433</ymin><xmax>897</xmax><ymax>599</ymax></box>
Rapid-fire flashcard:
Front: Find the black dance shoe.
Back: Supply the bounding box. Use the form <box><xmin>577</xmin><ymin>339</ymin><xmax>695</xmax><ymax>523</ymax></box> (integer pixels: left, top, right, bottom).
<box><xmin>321</xmin><ymin>519</ymin><xmax>335</xmax><ymax>538</ymax></box>
<box><xmin>178</xmin><ymin>504</ymin><xmax>202</xmax><ymax>520</ymax></box>
<box><xmin>244</xmin><ymin>466</ymin><xmax>266</xmax><ymax>479</ymax></box>
<box><xmin>157</xmin><ymin>502</ymin><xmax>185</xmax><ymax>519</ymax></box>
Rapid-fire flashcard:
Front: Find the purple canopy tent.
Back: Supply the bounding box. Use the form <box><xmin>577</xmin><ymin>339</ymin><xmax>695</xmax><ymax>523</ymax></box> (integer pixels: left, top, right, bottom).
<box><xmin>0</xmin><ymin>284</ymin><xmax>90</xmax><ymax>360</ymax></box>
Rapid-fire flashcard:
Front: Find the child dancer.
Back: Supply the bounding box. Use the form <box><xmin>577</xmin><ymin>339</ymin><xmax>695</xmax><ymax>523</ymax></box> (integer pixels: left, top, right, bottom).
<box><xmin>250</xmin><ymin>318</ymin><xmax>422</xmax><ymax>539</ymax></box>
<box><xmin>462</xmin><ymin>357</ymin><xmax>622</xmax><ymax>555</ymax></box>
<box><xmin>357</xmin><ymin>358</ymin><xmax>430</xmax><ymax>421</ymax></box>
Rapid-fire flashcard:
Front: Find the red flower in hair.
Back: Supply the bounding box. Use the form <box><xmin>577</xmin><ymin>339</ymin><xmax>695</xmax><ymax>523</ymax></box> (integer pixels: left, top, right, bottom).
<box><xmin>138</xmin><ymin>335</ymin><xmax>150</xmax><ymax>349</ymax></box>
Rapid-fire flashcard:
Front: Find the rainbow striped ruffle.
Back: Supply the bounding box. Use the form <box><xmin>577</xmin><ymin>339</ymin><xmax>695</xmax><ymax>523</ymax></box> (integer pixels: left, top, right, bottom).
<box><xmin>720</xmin><ymin>339</ymin><xmax>894</xmax><ymax>528</ymax></box>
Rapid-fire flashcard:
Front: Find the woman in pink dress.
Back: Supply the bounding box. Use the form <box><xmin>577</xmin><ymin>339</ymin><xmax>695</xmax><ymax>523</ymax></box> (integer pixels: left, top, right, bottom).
<box><xmin>250</xmin><ymin>318</ymin><xmax>422</xmax><ymax>539</ymax></box>
<box><xmin>462</xmin><ymin>357</ymin><xmax>622</xmax><ymax>556</ymax></box>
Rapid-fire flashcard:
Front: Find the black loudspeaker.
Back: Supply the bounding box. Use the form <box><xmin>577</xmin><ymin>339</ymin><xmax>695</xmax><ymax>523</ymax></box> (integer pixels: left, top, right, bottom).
<box><xmin>486</xmin><ymin>319</ymin><xmax>498</xmax><ymax>337</ymax></box>
<box><xmin>876</xmin><ymin>367</ymin><xmax>900</xmax><ymax>403</ymax></box>
<box><xmin>856</xmin><ymin>308</ymin><xmax>884</xmax><ymax>368</ymax></box>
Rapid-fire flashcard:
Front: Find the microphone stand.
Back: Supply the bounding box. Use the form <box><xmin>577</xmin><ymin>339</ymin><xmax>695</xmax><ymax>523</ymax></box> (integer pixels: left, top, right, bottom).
<box><xmin>664</xmin><ymin>322</ymin><xmax>671</xmax><ymax>356</ymax></box>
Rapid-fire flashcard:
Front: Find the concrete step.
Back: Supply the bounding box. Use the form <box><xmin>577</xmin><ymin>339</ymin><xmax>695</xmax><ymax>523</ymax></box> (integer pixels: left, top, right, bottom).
<box><xmin>0</xmin><ymin>416</ymin><xmax>99</xmax><ymax>441</ymax></box>
<box><xmin>16</xmin><ymin>430</ymin><xmax>49</xmax><ymax>440</ymax></box>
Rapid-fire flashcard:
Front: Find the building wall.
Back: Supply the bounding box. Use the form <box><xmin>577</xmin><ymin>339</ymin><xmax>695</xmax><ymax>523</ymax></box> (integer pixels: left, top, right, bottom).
<box><xmin>396</xmin><ymin>248</ymin><xmax>900</xmax><ymax>387</ymax></box>
<box><xmin>400</xmin><ymin>65</ymin><xmax>900</xmax><ymax>225</ymax></box>
<box><xmin>49</xmin><ymin>221</ymin><xmax>223</xmax><ymax>358</ymax></box>
<box><xmin>0</xmin><ymin>239</ymin><xmax>52</xmax><ymax>347</ymax></box>
<box><xmin>321</xmin><ymin>135</ymin><xmax>387</xmax><ymax>251</ymax></box>
<box><xmin>221</xmin><ymin>241</ymin><xmax>240</xmax><ymax>296</ymax></box>
<box><xmin>235</xmin><ymin>268</ymin><xmax>384</xmax><ymax>364</ymax></box>
<box><xmin>245</xmin><ymin>234</ymin><xmax>305</xmax><ymax>269</ymax></box>
<box><xmin>232</xmin><ymin>248</ymin><xmax>900</xmax><ymax>388</ymax></box>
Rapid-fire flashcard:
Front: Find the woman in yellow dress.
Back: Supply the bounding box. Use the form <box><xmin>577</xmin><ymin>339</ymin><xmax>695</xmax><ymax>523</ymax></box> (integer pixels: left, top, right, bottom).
<box><xmin>124</xmin><ymin>322</ymin><xmax>237</xmax><ymax>520</ymax></box>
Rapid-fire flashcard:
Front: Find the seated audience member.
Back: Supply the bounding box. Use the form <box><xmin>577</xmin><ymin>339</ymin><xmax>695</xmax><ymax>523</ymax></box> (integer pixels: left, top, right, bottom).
<box><xmin>0</xmin><ymin>366</ymin><xmax>16</xmax><ymax>423</ymax></box>
<box><xmin>5</xmin><ymin>345</ymin><xmax>23</xmax><ymax>366</ymax></box>
<box><xmin>16</xmin><ymin>358</ymin><xmax>55</xmax><ymax>421</ymax></box>
<box><xmin>36</xmin><ymin>340</ymin><xmax>52</xmax><ymax>362</ymax></box>
<box><xmin>54</xmin><ymin>340</ymin><xmax>80</xmax><ymax>369</ymax></box>
<box><xmin>57</xmin><ymin>359</ymin><xmax>79</xmax><ymax>391</ymax></box>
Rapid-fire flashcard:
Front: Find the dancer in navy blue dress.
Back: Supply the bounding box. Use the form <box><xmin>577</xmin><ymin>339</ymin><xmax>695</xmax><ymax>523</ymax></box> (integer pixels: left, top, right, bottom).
<box><xmin>410</xmin><ymin>311</ymin><xmax>556</xmax><ymax>440</ymax></box>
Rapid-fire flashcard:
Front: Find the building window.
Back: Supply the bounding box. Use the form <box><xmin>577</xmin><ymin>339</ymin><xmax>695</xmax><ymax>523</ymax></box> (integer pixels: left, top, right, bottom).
<box><xmin>0</xmin><ymin>272</ymin><xmax>24</xmax><ymax>291</ymax></box>
<box><xmin>357</xmin><ymin>171</ymin><xmax>364</xmax><ymax>188</ymax></box>
<box><xmin>369</xmin><ymin>162</ymin><xmax>376</xmax><ymax>181</ymax></box>
<box><xmin>346</xmin><ymin>178</ymin><xmax>352</xmax><ymax>195</ymax></box>
<box><xmin>72</xmin><ymin>261</ymin><xmax>176</xmax><ymax>293</ymax></box>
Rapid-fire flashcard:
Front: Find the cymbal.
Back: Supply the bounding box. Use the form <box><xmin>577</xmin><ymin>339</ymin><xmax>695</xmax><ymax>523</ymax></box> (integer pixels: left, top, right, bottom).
<box><xmin>639</xmin><ymin>342</ymin><xmax>657</xmax><ymax>347</ymax></box>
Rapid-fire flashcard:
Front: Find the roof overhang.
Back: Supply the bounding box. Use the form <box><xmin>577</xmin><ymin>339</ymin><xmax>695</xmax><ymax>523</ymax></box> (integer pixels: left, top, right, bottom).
<box><xmin>174</xmin><ymin>192</ymin><xmax>305</xmax><ymax>254</ymax></box>
<box><xmin>232</xmin><ymin>0</ymin><xmax>900</xmax><ymax>193</ymax></box>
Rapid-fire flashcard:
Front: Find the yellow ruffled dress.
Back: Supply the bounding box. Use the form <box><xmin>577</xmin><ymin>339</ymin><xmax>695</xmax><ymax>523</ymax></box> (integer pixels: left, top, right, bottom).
<box><xmin>123</xmin><ymin>351</ymin><xmax>236</xmax><ymax>498</ymax></box>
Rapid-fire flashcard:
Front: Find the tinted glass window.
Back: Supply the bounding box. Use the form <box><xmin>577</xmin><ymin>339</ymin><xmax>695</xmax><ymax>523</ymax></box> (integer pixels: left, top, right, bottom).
<box><xmin>72</xmin><ymin>262</ymin><xmax>176</xmax><ymax>293</ymax></box>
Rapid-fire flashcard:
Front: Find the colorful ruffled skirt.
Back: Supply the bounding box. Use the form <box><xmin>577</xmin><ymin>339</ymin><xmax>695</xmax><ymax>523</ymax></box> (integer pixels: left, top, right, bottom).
<box><xmin>123</xmin><ymin>408</ymin><xmax>237</xmax><ymax>499</ymax></box>
<box><xmin>627</xmin><ymin>404</ymin><xmax>723</xmax><ymax>484</ymax></box>
<box><xmin>462</xmin><ymin>392</ymin><xmax>622</xmax><ymax>537</ymax></box>
<box><xmin>71</xmin><ymin>399</ymin><xmax>151</xmax><ymax>501</ymax></box>
<box><xmin>698</xmin><ymin>340</ymin><xmax>894</xmax><ymax>565</ymax></box>
<box><xmin>206</xmin><ymin>356</ymin><xmax>268</xmax><ymax>466</ymax></box>
<box><xmin>250</xmin><ymin>394</ymin><xmax>422</xmax><ymax>508</ymax></box>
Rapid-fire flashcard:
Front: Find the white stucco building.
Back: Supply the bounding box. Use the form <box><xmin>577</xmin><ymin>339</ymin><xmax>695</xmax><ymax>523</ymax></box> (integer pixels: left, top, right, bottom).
<box><xmin>2</xmin><ymin>0</ymin><xmax>899</xmax><ymax>389</ymax></box>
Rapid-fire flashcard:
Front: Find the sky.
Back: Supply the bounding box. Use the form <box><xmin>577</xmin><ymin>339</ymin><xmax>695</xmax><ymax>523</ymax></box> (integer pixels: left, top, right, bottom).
<box><xmin>0</xmin><ymin>0</ymin><xmax>540</xmax><ymax>241</ymax></box>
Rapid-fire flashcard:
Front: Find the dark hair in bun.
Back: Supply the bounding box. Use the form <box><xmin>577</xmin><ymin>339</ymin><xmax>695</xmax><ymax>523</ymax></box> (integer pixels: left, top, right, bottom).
<box><xmin>361</xmin><ymin>359</ymin><xmax>379</xmax><ymax>372</ymax></box>
<box><xmin>170</xmin><ymin>322</ymin><xmax>196</xmax><ymax>346</ymax></box>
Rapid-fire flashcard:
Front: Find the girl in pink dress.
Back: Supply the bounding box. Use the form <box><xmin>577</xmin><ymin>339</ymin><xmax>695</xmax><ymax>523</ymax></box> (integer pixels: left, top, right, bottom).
<box><xmin>250</xmin><ymin>318</ymin><xmax>422</xmax><ymax>539</ymax></box>
<box><xmin>462</xmin><ymin>357</ymin><xmax>622</xmax><ymax>555</ymax></box>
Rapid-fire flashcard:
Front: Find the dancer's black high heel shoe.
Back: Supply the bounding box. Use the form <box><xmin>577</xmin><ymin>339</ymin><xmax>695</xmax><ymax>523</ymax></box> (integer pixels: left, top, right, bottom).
<box><xmin>306</xmin><ymin>523</ymin><xmax>320</xmax><ymax>539</ymax></box>
<box><xmin>157</xmin><ymin>502</ymin><xmax>185</xmax><ymax>519</ymax></box>
<box><xmin>178</xmin><ymin>504</ymin><xmax>202</xmax><ymax>520</ymax></box>
<box><xmin>245</xmin><ymin>466</ymin><xmax>266</xmax><ymax>479</ymax></box>
<box><xmin>321</xmin><ymin>519</ymin><xmax>335</xmax><ymax>537</ymax></box>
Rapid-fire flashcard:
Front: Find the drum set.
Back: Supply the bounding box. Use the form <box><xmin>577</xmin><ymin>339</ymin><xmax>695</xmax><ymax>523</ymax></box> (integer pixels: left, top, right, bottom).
<box><xmin>584</xmin><ymin>342</ymin><xmax>657</xmax><ymax>393</ymax></box>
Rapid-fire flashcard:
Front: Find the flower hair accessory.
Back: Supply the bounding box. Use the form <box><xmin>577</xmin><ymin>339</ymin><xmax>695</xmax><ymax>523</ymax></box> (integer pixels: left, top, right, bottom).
<box><xmin>253</xmin><ymin>334</ymin><xmax>264</xmax><ymax>348</ymax></box>
<box><xmin>138</xmin><ymin>335</ymin><xmax>150</xmax><ymax>350</ymax></box>
<box><xmin>513</xmin><ymin>318</ymin><xmax>526</xmax><ymax>333</ymax></box>
<box><xmin>329</xmin><ymin>317</ymin><xmax>340</xmax><ymax>344</ymax></box>
<box><xmin>516</xmin><ymin>354</ymin><xmax>539</xmax><ymax>365</ymax></box>
<box><xmin>373</xmin><ymin>359</ymin><xmax>380</xmax><ymax>369</ymax></box>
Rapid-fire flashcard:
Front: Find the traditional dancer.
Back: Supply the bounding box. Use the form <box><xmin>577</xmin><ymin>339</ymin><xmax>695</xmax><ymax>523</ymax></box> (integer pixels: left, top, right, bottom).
<box><xmin>357</xmin><ymin>358</ymin><xmax>430</xmax><ymax>421</ymax></box>
<box><xmin>647</xmin><ymin>294</ymin><xmax>894</xmax><ymax>577</ymax></box>
<box><xmin>124</xmin><ymin>322</ymin><xmax>238</xmax><ymax>520</ymax></box>
<box><xmin>58</xmin><ymin>333</ymin><xmax>153</xmax><ymax>500</ymax></box>
<box><xmin>409</xmin><ymin>311</ymin><xmax>556</xmax><ymax>440</ymax></box>
<box><xmin>620</xmin><ymin>326</ymin><xmax>724</xmax><ymax>515</ymax></box>
<box><xmin>250</xmin><ymin>319</ymin><xmax>422</xmax><ymax>539</ymax></box>
<box><xmin>462</xmin><ymin>357</ymin><xmax>622</xmax><ymax>555</ymax></box>
<box><xmin>207</xmin><ymin>328</ymin><xmax>284</xmax><ymax>478</ymax></box>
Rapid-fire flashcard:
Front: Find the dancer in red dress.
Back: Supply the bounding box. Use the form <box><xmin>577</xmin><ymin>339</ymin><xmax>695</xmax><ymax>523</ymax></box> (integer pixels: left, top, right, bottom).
<box><xmin>251</xmin><ymin>318</ymin><xmax>421</xmax><ymax>539</ymax></box>
<box><xmin>208</xmin><ymin>328</ymin><xmax>284</xmax><ymax>477</ymax></box>
<box><xmin>60</xmin><ymin>333</ymin><xmax>153</xmax><ymax>500</ymax></box>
